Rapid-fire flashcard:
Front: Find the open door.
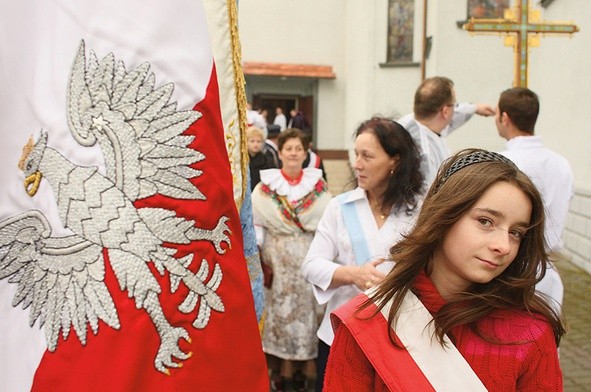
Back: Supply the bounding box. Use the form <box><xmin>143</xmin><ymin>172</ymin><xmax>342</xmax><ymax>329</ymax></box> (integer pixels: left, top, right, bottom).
<box><xmin>252</xmin><ymin>95</ymin><xmax>296</xmax><ymax>125</ymax></box>
<box><xmin>298</xmin><ymin>95</ymin><xmax>314</xmax><ymax>137</ymax></box>
<box><xmin>252</xmin><ymin>95</ymin><xmax>315</xmax><ymax>139</ymax></box>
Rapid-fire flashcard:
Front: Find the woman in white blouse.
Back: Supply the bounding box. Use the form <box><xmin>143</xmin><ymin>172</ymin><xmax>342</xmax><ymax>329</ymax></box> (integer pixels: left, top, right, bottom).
<box><xmin>302</xmin><ymin>117</ymin><xmax>423</xmax><ymax>391</ymax></box>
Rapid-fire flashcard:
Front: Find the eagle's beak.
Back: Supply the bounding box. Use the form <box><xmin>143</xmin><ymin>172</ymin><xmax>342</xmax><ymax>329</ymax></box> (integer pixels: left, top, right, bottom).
<box><xmin>24</xmin><ymin>171</ymin><xmax>42</xmax><ymax>196</ymax></box>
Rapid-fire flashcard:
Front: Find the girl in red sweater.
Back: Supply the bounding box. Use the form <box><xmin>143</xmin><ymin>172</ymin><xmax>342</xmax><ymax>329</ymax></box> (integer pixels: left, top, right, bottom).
<box><xmin>324</xmin><ymin>149</ymin><xmax>565</xmax><ymax>391</ymax></box>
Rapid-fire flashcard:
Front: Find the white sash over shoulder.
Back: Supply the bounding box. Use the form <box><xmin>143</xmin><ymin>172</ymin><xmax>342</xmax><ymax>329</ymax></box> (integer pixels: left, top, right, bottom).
<box><xmin>371</xmin><ymin>288</ymin><xmax>488</xmax><ymax>391</ymax></box>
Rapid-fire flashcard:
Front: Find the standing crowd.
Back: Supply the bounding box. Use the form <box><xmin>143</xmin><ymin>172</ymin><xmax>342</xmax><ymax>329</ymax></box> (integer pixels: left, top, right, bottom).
<box><xmin>247</xmin><ymin>79</ymin><xmax>573</xmax><ymax>391</ymax></box>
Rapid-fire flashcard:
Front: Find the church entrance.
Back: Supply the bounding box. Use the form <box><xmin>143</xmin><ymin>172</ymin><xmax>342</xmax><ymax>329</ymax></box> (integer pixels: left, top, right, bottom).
<box><xmin>244</xmin><ymin>74</ymin><xmax>318</xmax><ymax>141</ymax></box>
<box><xmin>252</xmin><ymin>94</ymin><xmax>314</xmax><ymax>135</ymax></box>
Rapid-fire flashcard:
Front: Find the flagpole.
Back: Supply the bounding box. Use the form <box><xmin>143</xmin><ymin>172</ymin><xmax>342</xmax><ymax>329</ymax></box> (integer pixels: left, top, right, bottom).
<box><xmin>420</xmin><ymin>0</ymin><xmax>428</xmax><ymax>81</ymax></box>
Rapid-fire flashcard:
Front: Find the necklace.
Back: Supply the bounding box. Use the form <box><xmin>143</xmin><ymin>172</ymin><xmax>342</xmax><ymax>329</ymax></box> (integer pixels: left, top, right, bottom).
<box><xmin>372</xmin><ymin>204</ymin><xmax>387</xmax><ymax>220</ymax></box>
<box><xmin>280</xmin><ymin>169</ymin><xmax>303</xmax><ymax>185</ymax></box>
<box><xmin>369</xmin><ymin>196</ymin><xmax>389</xmax><ymax>221</ymax></box>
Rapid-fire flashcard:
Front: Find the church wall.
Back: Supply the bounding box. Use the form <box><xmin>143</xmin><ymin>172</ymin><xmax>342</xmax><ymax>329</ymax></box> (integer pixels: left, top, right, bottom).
<box><xmin>341</xmin><ymin>1</ymin><xmax>376</xmax><ymax>142</ymax></box>
<box><xmin>426</xmin><ymin>1</ymin><xmax>512</xmax><ymax>154</ymax></box>
<box><xmin>238</xmin><ymin>0</ymin><xmax>343</xmax><ymax>63</ymax></box>
<box><xmin>531</xmin><ymin>0</ymin><xmax>591</xmax><ymax>191</ymax></box>
<box><xmin>238</xmin><ymin>0</ymin><xmax>425</xmax><ymax>150</ymax></box>
<box><xmin>238</xmin><ymin>0</ymin><xmax>589</xmax><ymax>182</ymax></box>
<box><xmin>369</xmin><ymin>0</ymin><xmax>423</xmax><ymax>127</ymax></box>
<box><xmin>564</xmin><ymin>190</ymin><xmax>591</xmax><ymax>274</ymax></box>
<box><xmin>372</xmin><ymin>68</ymin><xmax>420</xmax><ymax>121</ymax></box>
<box><xmin>244</xmin><ymin>76</ymin><xmax>316</xmax><ymax>97</ymax></box>
<box><xmin>368</xmin><ymin>1</ymin><xmax>513</xmax><ymax>153</ymax></box>
<box><xmin>425</xmin><ymin>1</ymin><xmax>591</xmax><ymax>272</ymax></box>
<box><xmin>238</xmin><ymin>0</ymin><xmax>348</xmax><ymax>150</ymax></box>
<box><xmin>342</xmin><ymin>1</ymin><xmax>431</xmax><ymax>146</ymax></box>
<box><xmin>238</xmin><ymin>0</ymin><xmax>591</xmax><ymax>272</ymax></box>
<box><xmin>315</xmin><ymin>78</ymin><xmax>346</xmax><ymax>148</ymax></box>
<box><xmin>340</xmin><ymin>0</ymin><xmax>421</xmax><ymax>144</ymax></box>
<box><xmin>534</xmin><ymin>0</ymin><xmax>591</xmax><ymax>272</ymax></box>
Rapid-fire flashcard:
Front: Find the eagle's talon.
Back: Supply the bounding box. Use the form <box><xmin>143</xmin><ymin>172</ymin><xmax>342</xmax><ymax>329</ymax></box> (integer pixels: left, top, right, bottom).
<box><xmin>154</xmin><ymin>326</ymin><xmax>191</xmax><ymax>374</ymax></box>
<box><xmin>212</xmin><ymin>217</ymin><xmax>231</xmax><ymax>254</ymax></box>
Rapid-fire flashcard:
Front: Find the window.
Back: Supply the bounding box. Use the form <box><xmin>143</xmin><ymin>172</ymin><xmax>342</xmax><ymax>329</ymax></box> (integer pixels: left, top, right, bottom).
<box><xmin>467</xmin><ymin>0</ymin><xmax>510</xmax><ymax>19</ymax></box>
<box><xmin>386</xmin><ymin>0</ymin><xmax>414</xmax><ymax>63</ymax></box>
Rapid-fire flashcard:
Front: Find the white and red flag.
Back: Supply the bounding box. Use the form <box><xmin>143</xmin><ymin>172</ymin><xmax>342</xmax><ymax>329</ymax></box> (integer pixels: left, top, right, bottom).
<box><xmin>0</xmin><ymin>1</ymin><xmax>268</xmax><ymax>391</ymax></box>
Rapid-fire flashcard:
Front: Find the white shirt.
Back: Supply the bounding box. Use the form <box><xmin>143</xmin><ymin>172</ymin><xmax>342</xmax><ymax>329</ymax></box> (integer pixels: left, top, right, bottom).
<box><xmin>301</xmin><ymin>187</ymin><xmax>417</xmax><ymax>345</ymax></box>
<box><xmin>502</xmin><ymin>135</ymin><xmax>573</xmax><ymax>314</ymax></box>
<box><xmin>398</xmin><ymin>103</ymin><xmax>476</xmax><ymax>188</ymax></box>
<box><xmin>273</xmin><ymin>113</ymin><xmax>287</xmax><ymax>131</ymax></box>
<box><xmin>501</xmin><ymin>135</ymin><xmax>574</xmax><ymax>252</ymax></box>
<box><xmin>247</xmin><ymin>109</ymin><xmax>267</xmax><ymax>138</ymax></box>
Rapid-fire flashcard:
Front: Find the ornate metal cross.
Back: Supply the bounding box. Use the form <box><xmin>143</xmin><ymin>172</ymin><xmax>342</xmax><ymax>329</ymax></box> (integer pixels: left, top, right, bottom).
<box><xmin>463</xmin><ymin>0</ymin><xmax>578</xmax><ymax>87</ymax></box>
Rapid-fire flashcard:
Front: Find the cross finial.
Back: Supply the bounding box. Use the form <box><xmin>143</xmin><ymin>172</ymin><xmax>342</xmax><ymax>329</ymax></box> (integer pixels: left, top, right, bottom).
<box><xmin>463</xmin><ymin>0</ymin><xmax>579</xmax><ymax>87</ymax></box>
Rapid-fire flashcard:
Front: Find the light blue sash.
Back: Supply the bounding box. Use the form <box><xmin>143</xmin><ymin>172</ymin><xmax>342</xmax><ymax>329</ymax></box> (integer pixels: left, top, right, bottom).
<box><xmin>337</xmin><ymin>192</ymin><xmax>371</xmax><ymax>265</ymax></box>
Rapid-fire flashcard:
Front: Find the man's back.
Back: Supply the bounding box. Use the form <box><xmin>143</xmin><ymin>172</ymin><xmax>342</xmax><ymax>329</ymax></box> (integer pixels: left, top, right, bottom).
<box><xmin>502</xmin><ymin>135</ymin><xmax>574</xmax><ymax>251</ymax></box>
<box><xmin>263</xmin><ymin>139</ymin><xmax>281</xmax><ymax>168</ymax></box>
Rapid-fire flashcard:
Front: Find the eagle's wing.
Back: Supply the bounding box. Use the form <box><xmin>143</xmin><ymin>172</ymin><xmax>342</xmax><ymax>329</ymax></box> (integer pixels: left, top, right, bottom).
<box><xmin>0</xmin><ymin>210</ymin><xmax>120</xmax><ymax>351</ymax></box>
<box><xmin>67</xmin><ymin>40</ymin><xmax>204</xmax><ymax>202</ymax></box>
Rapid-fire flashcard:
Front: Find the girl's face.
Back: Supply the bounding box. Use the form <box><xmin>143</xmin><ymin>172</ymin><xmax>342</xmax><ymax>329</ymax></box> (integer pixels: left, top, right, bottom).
<box><xmin>278</xmin><ymin>137</ymin><xmax>306</xmax><ymax>171</ymax></box>
<box><xmin>353</xmin><ymin>131</ymin><xmax>397</xmax><ymax>196</ymax></box>
<box><xmin>430</xmin><ymin>181</ymin><xmax>532</xmax><ymax>298</ymax></box>
<box><xmin>247</xmin><ymin>135</ymin><xmax>264</xmax><ymax>154</ymax></box>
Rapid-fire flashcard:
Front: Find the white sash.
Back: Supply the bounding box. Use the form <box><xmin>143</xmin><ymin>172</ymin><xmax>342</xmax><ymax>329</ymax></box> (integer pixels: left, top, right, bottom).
<box><xmin>337</xmin><ymin>193</ymin><xmax>371</xmax><ymax>265</ymax></box>
<box><xmin>372</xmin><ymin>289</ymin><xmax>488</xmax><ymax>391</ymax></box>
<box><xmin>307</xmin><ymin>150</ymin><xmax>320</xmax><ymax>168</ymax></box>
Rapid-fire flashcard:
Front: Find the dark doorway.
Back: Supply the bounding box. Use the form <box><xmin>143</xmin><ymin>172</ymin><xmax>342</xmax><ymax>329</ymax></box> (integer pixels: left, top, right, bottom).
<box><xmin>298</xmin><ymin>96</ymin><xmax>314</xmax><ymax>133</ymax></box>
<box><xmin>252</xmin><ymin>95</ymin><xmax>296</xmax><ymax>125</ymax></box>
<box><xmin>253</xmin><ymin>94</ymin><xmax>315</xmax><ymax>135</ymax></box>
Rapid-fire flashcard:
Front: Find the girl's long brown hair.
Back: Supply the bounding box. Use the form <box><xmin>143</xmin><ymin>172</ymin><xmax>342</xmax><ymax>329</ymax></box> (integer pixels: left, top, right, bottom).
<box><xmin>362</xmin><ymin>149</ymin><xmax>565</xmax><ymax>346</ymax></box>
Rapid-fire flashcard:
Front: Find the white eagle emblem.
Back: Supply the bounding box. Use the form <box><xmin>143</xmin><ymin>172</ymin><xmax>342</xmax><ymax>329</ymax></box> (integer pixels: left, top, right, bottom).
<box><xmin>0</xmin><ymin>41</ymin><xmax>231</xmax><ymax>374</ymax></box>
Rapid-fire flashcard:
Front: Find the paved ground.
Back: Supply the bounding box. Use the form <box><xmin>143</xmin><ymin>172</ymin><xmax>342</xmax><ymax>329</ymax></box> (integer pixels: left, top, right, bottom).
<box><xmin>557</xmin><ymin>259</ymin><xmax>591</xmax><ymax>392</ymax></box>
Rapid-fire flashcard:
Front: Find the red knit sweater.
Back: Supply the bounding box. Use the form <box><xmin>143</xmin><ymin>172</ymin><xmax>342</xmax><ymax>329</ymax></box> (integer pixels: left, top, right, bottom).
<box><xmin>324</xmin><ymin>273</ymin><xmax>563</xmax><ymax>391</ymax></box>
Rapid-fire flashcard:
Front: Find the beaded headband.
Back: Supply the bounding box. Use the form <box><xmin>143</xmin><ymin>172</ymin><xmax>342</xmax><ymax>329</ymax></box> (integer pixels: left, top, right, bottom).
<box><xmin>435</xmin><ymin>150</ymin><xmax>516</xmax><ymax>192</ymax></box>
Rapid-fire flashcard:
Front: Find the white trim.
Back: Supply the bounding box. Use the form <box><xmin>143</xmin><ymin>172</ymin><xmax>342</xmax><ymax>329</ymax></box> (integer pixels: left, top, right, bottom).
<box><xmin>372</xmin><ymin>289</ymin><xmax>488</xmax><ymax>391</ymax></box>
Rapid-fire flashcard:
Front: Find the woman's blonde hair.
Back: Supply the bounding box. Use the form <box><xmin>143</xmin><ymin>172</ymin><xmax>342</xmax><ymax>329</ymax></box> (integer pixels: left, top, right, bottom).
<box><xmin>246</xmin><ymin>126</ymin><xmax>265</xmax><ymax>140</ymax></box>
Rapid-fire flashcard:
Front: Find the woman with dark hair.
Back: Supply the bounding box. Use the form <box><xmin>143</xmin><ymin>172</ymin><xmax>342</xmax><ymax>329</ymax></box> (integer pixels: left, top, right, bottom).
<box><xmin>324</xmin><ymin>149</ymin><xmax>565</xmax><ymax>391</ymax></box>
<box><xmin>302</xmin><ymin>117</ymin><xmax>423</xmax><ymax>391</ymax></box>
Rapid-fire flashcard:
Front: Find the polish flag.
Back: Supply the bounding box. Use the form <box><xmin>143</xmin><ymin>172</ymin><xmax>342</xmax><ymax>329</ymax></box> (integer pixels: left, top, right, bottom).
<box><xmin>0</xmin><ymin>1</ymin><xmax>268</xmax><ymax>391</ymax></box>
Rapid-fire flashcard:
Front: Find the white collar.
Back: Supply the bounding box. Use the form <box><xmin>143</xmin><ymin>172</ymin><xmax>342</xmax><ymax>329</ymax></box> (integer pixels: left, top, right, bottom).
<box><xmin>265</xmin><ymin>139</ymin><xmax>278</xmax><ymax>149</ymax></box>
<box><xmin>259</xmin><ymin>168</ymin><xmax>323</xmax><ymax>201</ymax></box>
<box><xmin>340</xmin><ymin>187</ymin><xmax>368</xmax><ymax>204</ymax></box>
<box><xmin>341</xmin><ymin>187</ymin><xmax>421</xmax><ymax>216</ymax></box>
<box><xmin>506</xmin><ymin>135</ymin><xmax>543</xmax><ymax>149</ymax></box>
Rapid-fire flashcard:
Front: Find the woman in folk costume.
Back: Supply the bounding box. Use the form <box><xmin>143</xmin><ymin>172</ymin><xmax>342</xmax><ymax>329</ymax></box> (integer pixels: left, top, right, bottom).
<box><xmin>302</xmin><ymin>117</ymin><xmax>423</xmax><ymax>391</ymax></box>
<box><xmin>252</xmin><ymin>128</ymin><xmax>332</xmax><ymax>391</ymax></box>
<box><xmin>324</xmin><ymin>149</ymin><xmax>565</xmax><ymax>391</ymax></box>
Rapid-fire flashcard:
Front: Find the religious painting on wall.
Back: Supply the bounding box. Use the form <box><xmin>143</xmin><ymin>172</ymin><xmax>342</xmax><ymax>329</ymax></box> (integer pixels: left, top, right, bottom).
<box><xmin>386</xmin><ymin>0</ymin><xmax>414</xmax><ymax>63</ymax></box>
<box><xmin>467</xmin><ymin>0</ymin><xmax>510</xmax><ymax>19</ymax></box>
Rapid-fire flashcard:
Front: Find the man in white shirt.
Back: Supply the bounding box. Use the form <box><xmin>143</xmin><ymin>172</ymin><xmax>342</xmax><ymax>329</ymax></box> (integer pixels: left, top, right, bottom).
<box><xmin>495</xmin><ymin>87</ymin><xmax>574</xmax><ymax>313</ymax></box>
<box><xmin>246</xmin><ymin>102</ymin><xmax>267</xmax><ymax>138</ymax></box>
<box><xmin>398</xmin><ymin>76</ymin><xmax>495</xmax><ymax>188</ymax></box>
<box><xmin>273</xmin><ymin>107</ymin><xmax>287</xmax><ymax>131</ymax></box>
